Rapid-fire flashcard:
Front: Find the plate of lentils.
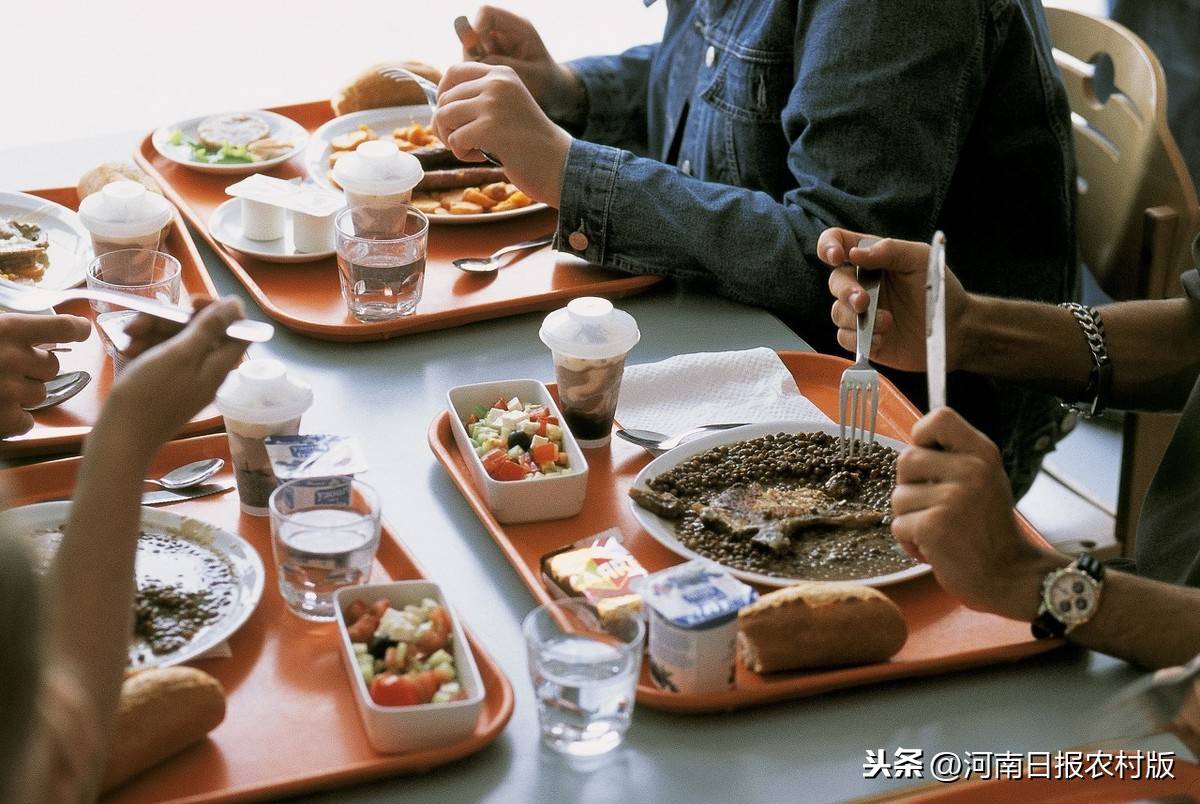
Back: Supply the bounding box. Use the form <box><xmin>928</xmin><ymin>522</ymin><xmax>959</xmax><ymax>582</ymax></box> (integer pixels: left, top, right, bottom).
<box><xmin>2</xmin><ymin>501</ymin><xmax>264</xmax><ymax>668</ymax></box>
<box><xmin>627</xmin><ymin>422</ymin><xmax>930</xmax><ymax>588</ymax></box>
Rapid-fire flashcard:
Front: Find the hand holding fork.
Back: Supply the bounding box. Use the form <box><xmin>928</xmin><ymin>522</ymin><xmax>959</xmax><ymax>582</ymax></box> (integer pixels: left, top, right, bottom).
<box><xmin>838</xmin><ymin>238</ymin><xmax>881</xmax><ymax>457</ymax></box>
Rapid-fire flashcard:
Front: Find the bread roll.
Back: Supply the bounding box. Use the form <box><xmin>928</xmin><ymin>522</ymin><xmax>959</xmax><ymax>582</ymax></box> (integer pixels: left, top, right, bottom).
<box><xmin>101</xmin><ymin>667</ymin><xmax>226</xmax><ymax>792</ymax></box>
<box><xmin>332</xmin><ymin>60</ymin><xmax>443</xmax><ymax>116</ymax></box>
<box><xmin>737</xmin><ymin>582</ymin><xmax>907</xmax><ymax>672</ymax></box>
<box><xmin>78</xmin><ymin>162</ymin><xmax>161</xmax><ymax>201</ymax></box>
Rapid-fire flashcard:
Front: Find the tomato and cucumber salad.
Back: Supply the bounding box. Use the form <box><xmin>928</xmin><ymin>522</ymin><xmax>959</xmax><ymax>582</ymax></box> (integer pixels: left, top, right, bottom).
<box><xmin>465</xmin><ymin>396</ymin><xmax>572</xmax><ymax>481</ymax></box>
<box><xmin>344</xmin><ymin>596</ymin><xmax>467</xmax><ymax>707</ymax></box>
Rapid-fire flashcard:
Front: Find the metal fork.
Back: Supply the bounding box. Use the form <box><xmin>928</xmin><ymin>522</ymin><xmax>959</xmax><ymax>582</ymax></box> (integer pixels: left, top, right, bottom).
<box><xmin>376</xmin><ymin>65</ymin><xmax>504</xmax><ymax>167</ymax></box>
<box><xmin>838</xmin><ymin>241</ymin><xmax>882</xmax><ymax>457</ymax></box>
<box><xmin>0</xmin><ymin>280</ymin><xmax>274</xmax><ymax>344</ymax></box>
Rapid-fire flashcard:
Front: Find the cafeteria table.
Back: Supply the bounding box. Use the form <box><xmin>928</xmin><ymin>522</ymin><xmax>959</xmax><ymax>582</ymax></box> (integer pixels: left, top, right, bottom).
<box><xmin>0</xmin><ymin>138</ymin><xmax>1185</xmax><ymax>804</ymax></box>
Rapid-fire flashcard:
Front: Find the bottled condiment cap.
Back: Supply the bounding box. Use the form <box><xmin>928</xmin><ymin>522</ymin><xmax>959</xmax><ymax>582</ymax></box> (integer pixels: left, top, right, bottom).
<box><xmin>331</xmin><ymin>140</ymin><xmax>424</xmax><ymax>197</ymax></box>
<box><xmin>214</xmin><ymin>358</ymin><xmax>314</xmax><ymax>425</ymax></box>
<box><xmin>78</xmin><ymin>180</ymin><xmax>173</xmax><ymax>239</ymax></box>
<box><xmin>539</xmin><ymin>297</ymin><xmax>640</xmax><ymax>360</ymax></box>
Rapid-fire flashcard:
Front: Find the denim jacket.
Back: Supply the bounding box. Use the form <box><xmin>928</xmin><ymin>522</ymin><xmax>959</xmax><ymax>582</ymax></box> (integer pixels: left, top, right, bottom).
<box><xmin>557</xmin><ymin>0</ymin><xmax>1078</xmax><ymax>492</ymax></box>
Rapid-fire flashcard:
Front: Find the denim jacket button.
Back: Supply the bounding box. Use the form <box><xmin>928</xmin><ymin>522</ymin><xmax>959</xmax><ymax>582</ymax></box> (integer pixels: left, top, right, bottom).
<box><xmin>705</xmin><ymin>45</ymin><xmax>716</xmax><ymax>67</ymax></box>
<box><xmin>681</xmin><ymin>159</ymin><xmax>692</xmax><ymax>175</ymax></box>
<box><xmin>568</xmin><ymin>230</ymin><xmax>589</xmax><ymax>251</ymax></box>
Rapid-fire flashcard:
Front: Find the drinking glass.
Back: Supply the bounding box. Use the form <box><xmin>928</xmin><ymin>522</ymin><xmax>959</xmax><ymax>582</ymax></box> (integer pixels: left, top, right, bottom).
<box><xmin>523</xmin><ymin>599</ymin><xmax>645</xmax><ymax>757</ymax></box>
<box><xmin>85</xmin><ymin>249</ymin><xmax>181</xmax><ymax>314</ymax></box>
<box><xmin>268</xmin><ymin>477</ymin><xmax>381</xmax><ymax>621</ymax></box>
<box><xmin>333</xmin><ymin>206</ymin><xmax>428</xmax><ymax>322</ymax></box>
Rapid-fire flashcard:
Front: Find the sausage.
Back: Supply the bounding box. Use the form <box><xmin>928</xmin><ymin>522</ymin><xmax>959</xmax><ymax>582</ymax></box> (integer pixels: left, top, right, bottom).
<box><xmin>417</xmin><ymin>167</ymin><xmax>508</xmax><ymax>191</ymax></box>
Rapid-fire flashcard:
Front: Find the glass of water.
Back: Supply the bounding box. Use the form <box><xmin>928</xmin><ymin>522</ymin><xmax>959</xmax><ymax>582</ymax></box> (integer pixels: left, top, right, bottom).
<box><xmin>268</xmin><ymin>477</ymin><xmax>381</xmax><ymax>621</ymax></box>
<box><xmin>85</xmin><ymin>249</ymin><xmax>181</xmax><ymax>314</ymax></box>
<box><xmin>523</xmin><ymin>599</ymin><xmax>645</xmax><ymax>757</ymax></box>
<box><xmin>333</xmin><ymin>206</ymin><xmax>428</xmax><ymax>322</ymax></box>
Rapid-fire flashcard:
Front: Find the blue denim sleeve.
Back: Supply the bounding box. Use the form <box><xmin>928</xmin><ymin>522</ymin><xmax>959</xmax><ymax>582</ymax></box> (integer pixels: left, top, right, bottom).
<box><xmin>566</xmin><ymin>45</ymin><xmax>655</xmax><ymax>150</ymax></box>
<box><xmin>556</xmin><ymin>3</ymin><xmax>991</xmax><ymax>323</ymax></box>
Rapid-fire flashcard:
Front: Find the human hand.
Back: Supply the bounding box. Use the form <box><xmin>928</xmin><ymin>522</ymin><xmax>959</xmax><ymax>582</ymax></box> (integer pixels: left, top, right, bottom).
<box><xmin>0</xmin><ymin>313</ymin><xmax>91</xmax><ymax>437</ymax></box>
<box><xmin>102</xmin><ymin>298</ymin><xmax>248</xmax><ymax>457</ymax></box>
<box><xmin>1167</xmin><ymin>670</ymin><xmax>1200</xmax><ymax>758</ymax></box>
<box><xmin>891</xmin><ymin>407</ymin><xmax>1065</xmax><ymax>621</ymax></box>
<box><xmin>463</xmin><ymin>6</ymin><xmax>585</xmax><ymax>123</ymax></box>
<box><xmin>435</xmin><ymin>62</ymin><xmax>572</xmax><ymax>207</ymax></box>
<box><xmin>819</xmin><ymin>228</ymin><xmax>969</xmax><ymax>373</ymax></box>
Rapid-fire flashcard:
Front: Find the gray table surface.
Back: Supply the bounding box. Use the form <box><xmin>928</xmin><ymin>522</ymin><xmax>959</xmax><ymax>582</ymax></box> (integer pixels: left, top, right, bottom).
<box><xmin>0</xmin><ymin>137</ymin><xmax>1180</xmax><ymax>804</ymax></box>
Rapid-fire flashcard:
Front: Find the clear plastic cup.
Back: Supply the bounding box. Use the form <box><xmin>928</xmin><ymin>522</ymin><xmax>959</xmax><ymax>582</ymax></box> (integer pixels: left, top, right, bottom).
<box><xmin>524</xmin><ymin>599</ymin><xmax>644</xmax><ymax>757</ymax></box>
<box><xmin>85</xmin><ymin>249</ymin><xmax>181</xmax><ymax>315</ymax></box>
<box><xmin>539</xmin><ymin>298</ymin><xmax>641</xmax><ymax>448</ymax></box>
<box><xmin>78</xmin><ymin>180</ymin><xmax>173</xmax><ymax>256</ymax></box>
<box><xmin>332</xmin><ymin>140</ymin><xmax>423</xmax><ymax>238</ymax></box>
<box><xmin>334</xmin><ymin>207</ymin><xmax>428</xmax><ymax>321</ymax></box>
<box><xmin>269</xmin><ymin>477</ymin><xmax>381</xmax><ymax>621</ymax></box>
<box><xmin>214</xmin><ymin>359</ymin><xmax>314</xmax><ymax>516</ymax></box>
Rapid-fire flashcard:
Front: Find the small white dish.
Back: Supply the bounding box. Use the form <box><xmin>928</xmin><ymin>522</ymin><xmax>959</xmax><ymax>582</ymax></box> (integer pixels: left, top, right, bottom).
<box><xmin>446</xmin><ymin>379</ymin><xmax>588</xmax><ymax>524</ymax></box>
<box><xmin>333</xmin><ymin>580</ymin><xmax>485</xmax><ymax>754</ymax></box>
<box><xmin>0</xmin><ymin>191</ymin><xmax>92</xmax><ymax>289</ymax></box>
<box><xmin>210</xmin><ymin>198</ymin><xmax>334</xmax><ymax>263</ymax></box>
<box><xmin>627</xmin><ymin>421</ymin><xmax>933</xmax><ymax>589</ymax></box>
<box><xmin>308</xmin><ymin>106</ymin><xmax>547</xmax><ymax>225</ymax></box>
<box><xmin>153</xmin><ymin>110</ymin><xmax>308</xmax><ymax>176</ymax></box>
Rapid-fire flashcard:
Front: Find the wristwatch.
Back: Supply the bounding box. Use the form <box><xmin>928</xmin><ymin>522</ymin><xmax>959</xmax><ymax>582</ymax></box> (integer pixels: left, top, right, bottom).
<box><xmin>1031</xmin><ymin>554</ymin><xmax>1105</xmax><ymax>639</ymax></box>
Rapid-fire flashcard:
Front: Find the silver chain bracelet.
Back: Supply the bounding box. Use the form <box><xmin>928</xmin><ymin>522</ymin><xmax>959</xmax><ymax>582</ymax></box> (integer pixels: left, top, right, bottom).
<box><xmin>1059</xmin><ymin>302</ymin><xmax>1113</xmax><ymax>417</ymax></box>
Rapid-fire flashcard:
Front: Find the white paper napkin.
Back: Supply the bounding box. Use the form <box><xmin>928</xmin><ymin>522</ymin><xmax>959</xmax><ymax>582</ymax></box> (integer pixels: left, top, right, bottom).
<box><xmin>617</xmin><ymin>348</ymin><xmax>830</xmax><ymax>434</ymax></box>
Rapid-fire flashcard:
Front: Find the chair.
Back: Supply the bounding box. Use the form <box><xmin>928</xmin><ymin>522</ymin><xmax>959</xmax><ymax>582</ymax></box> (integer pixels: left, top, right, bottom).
<box><xmin>1044</xmin><ymin>5</ymin><xmax>1200</xmax><ymax>554</ymax></box>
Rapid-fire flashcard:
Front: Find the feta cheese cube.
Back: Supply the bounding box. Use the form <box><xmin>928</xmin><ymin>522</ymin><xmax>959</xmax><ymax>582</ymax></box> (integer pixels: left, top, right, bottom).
<box><xmin>506</xmin><ymin>396</ymin><xmax>521</xmax><ymax>411</ymax></box>
<box><xmin>531</xmin><ymin>434</ymin><xmax>550</xmax><ymax>448</ymax></box>
<box><xmin>484</xmin><ymin>407</ymin><xmax>506</xmax><ymax>425</ymax></box>
<box><xmin>500</xmin><ymin>409</ymin><xmax>529</xmax><ymax>429</ymax></box>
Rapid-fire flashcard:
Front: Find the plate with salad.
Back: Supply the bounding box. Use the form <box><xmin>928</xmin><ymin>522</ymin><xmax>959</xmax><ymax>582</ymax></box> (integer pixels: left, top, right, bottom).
<box><xmin>151</xmin><ymin>110</ymin><xmax>308</xmax><ymax>175</ymax></box>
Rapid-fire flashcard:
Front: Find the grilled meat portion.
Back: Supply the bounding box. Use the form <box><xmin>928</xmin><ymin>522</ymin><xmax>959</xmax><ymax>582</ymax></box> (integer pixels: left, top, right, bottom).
<box><xmin>629</xmin><ymin>486</ymin><xmax>688</xmax><ymax>519</ymax></box>
<box><xmin>0</xmin><ymin>220</ymin><xmax>49</xmax><ymax>279</ymax></box>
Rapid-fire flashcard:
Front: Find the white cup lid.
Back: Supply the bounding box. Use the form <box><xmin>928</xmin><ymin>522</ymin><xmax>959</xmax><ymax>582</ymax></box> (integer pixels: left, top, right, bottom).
<box><xmin>78</xmin><ymin>180</ymin><xmax>173</xmax><ymax>239</ymax></box>
<box><xmin>331</xmin><ymin>140</ymin><xmax>424</xmax><ymax>196</ymax></box>
<box><xmin>214</xmin><ymin>358</ymin><xmax>314</xmax><ymax>425</ymax></box>
<box><xmin>539</xmin><ymin>297</ymin><xmax>640</xmax><ymax>360</ymax></box>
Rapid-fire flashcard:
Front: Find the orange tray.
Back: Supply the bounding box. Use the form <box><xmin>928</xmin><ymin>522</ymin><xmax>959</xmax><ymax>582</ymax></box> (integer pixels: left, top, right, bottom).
<box><xmin>0</xmin><ymin>187</ymin><xmax>224</xmax><ymax>459</ymax></box>
<box><xmin>133</xmin><ymin>100</ymin><xmax>660</xmax><ymax>342</ymax></box>
<box><xmin>880</xmin><ymin>758</ymin><xmax>1200</xmax><ymax>802</ymax></box>
<box><xmin>429</xmin><ymin>351</ymin><xmax>1062</xmax><ymax>714</ymax></box>
<box><xmin>2</xmin><ymin>433</ymin><xmax>513</xmax><ymax>803</ymax></box>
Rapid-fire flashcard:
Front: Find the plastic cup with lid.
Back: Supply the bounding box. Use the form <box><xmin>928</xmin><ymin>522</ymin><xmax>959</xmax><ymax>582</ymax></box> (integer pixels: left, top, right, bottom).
<box><xmin>332</xmin><ymin>140</ymin><xmax>424</xmax><ymax>237</ymax></box>
<box><xmin>539</xmin><ymin>297</ymin><xmax>640</xmax><ymax>448</ymax></box>
<box><xmin>77</xmin><ymin>180</ymin><xmax>174</xmax><ymax>256</ymax></box>
<box><xmin>214</xmin><ymin>358</ymin><xmax>314</xmax><ymax>516</ymax></box>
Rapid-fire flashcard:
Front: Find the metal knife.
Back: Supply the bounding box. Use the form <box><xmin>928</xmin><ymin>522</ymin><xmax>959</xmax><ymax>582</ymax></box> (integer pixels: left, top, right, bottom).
<box><xmin>141</xmin><ymin>483</ymin><xmax>235</xmax><ymax>506</ymax></box>
<box><xmin>1090</xmin><ymin>653</ymin><xmax>1200</xmax><ymax>741</ymax></box>
<box><xmin>925</xmin><ymin>231</ymin><xmax>948</xmax><ymax>411</ymax></box>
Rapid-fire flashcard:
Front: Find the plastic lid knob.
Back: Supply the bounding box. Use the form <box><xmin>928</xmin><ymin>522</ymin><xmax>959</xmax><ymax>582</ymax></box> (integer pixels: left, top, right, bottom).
<box><xmin>101</xmin><ymin>181</ymin><xmax>146</xmax><ymax>216</ymax></box>
<box><xmin>238</xmin><ymin>357</ymin><xmax>288</xmax><ymax>391</ymax></box>
<box><xmin>566</xmin><ymin>297</ymin><xmax>614</xmax><ymax>323</ymax></box>
<box><xmin>357</xmin><ymin>139</ymin><xmax>399</xmax><ymax>166</ymax></box>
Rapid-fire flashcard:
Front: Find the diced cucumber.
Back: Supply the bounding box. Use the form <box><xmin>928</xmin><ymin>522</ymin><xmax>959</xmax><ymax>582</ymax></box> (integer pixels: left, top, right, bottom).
<box><xmin>353</xmin><ymin>642</ymin><xmax>368</xmax><ymax>655</ymax></box>
<box><xmin>427</xmin><ymin>649</ymin><xmax>453</xmax><ymax>666</ymax></box>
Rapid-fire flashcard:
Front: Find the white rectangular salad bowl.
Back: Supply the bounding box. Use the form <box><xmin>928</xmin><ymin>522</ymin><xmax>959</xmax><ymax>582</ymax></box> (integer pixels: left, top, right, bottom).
<box><xmin>333</xmin><ymin>580</ymin><xmax>485</xmax><ymax>754</ymax></box>
<box><xmin>446</xmin><ymin>379</ymin><xmax>589</xmax><ymax>524</ymax></box>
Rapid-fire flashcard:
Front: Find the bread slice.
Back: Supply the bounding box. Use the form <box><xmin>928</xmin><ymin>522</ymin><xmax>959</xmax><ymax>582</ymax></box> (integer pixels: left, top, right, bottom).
<box><xmin>332</xmin><ymin>60</ymin><xmax>443</xmax><ymax>116</ymax></box>
<box><xmin>737</xmin><ymin>582</ymin><xmax>907</xmax><ymax>672</ymax></box>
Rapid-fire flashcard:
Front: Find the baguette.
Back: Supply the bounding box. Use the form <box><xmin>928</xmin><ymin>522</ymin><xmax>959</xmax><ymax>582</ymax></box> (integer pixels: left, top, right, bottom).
<box><xmin>78</xmin><ymin>162</ymin><xmax>162</xmax><ymax>201</ymax></box>
<box><xmin>101</xmin><ymin>667</ymin><xmax>226</xmax><ymax>792</ymax></box>
<box><xmin>737</xmin><ymin>582</ymin><xmax>907</xmax><ymax>672</ymax></box>
<box><xmin>332</xmin><ymin>60</ymin><xmax>442</xmax><ymax>116</ymax></box>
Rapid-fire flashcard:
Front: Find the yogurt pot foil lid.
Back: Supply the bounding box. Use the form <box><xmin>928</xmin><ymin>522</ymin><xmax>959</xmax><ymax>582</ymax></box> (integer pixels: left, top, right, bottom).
<box><xmin>639</xmin><ymin>559</ymin><xmax>757</xmax><ymax>629</ymax></box>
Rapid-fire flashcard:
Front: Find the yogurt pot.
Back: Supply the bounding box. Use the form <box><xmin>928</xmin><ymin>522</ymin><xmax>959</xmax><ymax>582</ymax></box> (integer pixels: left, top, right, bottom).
<box><xmin>332</xmin><ymin>140</ymin><xmax>423</xmax><ymax>237</ymax></box>
<box><xmin>539</xmin><ymin>297</ymin><xmax>640</xmax><ymax>448</ymax></box>
<box><xmin>638</xmin><ymin>560</ymin><xmax>757</xmax><ymax>694</ymax></box>
<box><xmin>77</xmin><ymin>180</ymin><xmax>174</xmax><ymax>255</ymax></box>
<box><xmin>214</xmin><ymin>359</ymin><xmax>314</xmax><ymax>516</ymax></box>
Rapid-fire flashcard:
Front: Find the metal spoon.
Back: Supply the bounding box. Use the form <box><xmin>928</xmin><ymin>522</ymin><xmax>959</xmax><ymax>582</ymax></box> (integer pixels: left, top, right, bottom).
<box><xmin>453</xmin><ymin>234</ymin><xmax>555</xmax><ymax>274</ymax></box>
<box><xmin>145</xmin><ymin>458</ymin><xmax>225</xmax><ymax>490</ymax></box>
<box><xmin>615</xmin><ymin>423</ymin><xmax>751</xmax><ymax>454</ymax></box>
<box><xmin>24</xmin><ymin>370</ymin><xmax>91</xmax><ymax>412</ymax></box>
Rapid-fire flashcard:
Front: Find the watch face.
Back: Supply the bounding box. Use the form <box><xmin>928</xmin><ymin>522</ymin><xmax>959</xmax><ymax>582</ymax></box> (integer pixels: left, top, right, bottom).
<box><xmin>1044</xmin><ymin>569</ymin><xmax>1099</xmax><ymax>626</ymax></box>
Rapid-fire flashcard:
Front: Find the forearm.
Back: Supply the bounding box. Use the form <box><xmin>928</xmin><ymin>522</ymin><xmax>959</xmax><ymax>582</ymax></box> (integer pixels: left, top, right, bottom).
<box><xmin>957</xmin><ymin>295</ymin><xmax>1200</xmax><ymax>411</ymax></box>
<box><xmin>1068</xmin><ymin>570</ymin><xmax>1200</xmax><ymax>668</ymax></box>
<box><xmin>48</xmin><ymin>412</ymin><xmax>154</xmax><ymax>744</ymax></box>
<box><xmin>556</xmin><ymin>140</ymin><xmax>828</xmax><ymax>319</ymax></box>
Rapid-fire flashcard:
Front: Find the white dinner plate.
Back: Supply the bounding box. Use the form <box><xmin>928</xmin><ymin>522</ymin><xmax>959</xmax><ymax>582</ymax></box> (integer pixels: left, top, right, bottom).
<box><xmin>210</xmin><ymin>198</ymin><xmax>334</xmax><ymax>263</ymax></box>
<box><xmin>627</xmin><ymin>421</ymin><xmax>932</xmax><ymax>589</ymax></box>
<box><xmin>153</xmin><ymin>110</ymin><xmax>308</xmax><ymax>176</ymax></box>
<box><xmin>0</xmin><ymin>191</ymin><xmax>91</xmax><ymax>289</ymax></box>
<box><xmin>306</xmin><ymin>105</ymin><xmax>549</xmax><ymax>225</ymax></box>
<box><xmin>1</xmin><ymin>501</ymin><xmax>265</xmax><ymax>669</ymax></box>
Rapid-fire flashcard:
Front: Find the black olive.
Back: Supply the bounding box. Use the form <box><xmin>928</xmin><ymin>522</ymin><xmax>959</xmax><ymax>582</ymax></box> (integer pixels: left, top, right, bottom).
<box><xmin>368</xmin><ymin>635</ymin><xmax>397</xmax><ymax>659</ymax></box>
<box><xmin>507</xmin><ymin>431</ymin><xmax>533</xmax><ymax>450</ymax></box>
